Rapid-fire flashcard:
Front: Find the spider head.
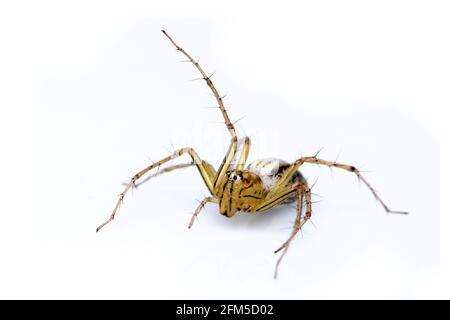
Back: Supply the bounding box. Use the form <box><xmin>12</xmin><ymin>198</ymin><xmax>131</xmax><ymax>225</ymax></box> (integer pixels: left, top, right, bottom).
<box><xmin>219</xmin><ymin>170</ymin><xmax>265</xmax><ymax>218</ymax></box>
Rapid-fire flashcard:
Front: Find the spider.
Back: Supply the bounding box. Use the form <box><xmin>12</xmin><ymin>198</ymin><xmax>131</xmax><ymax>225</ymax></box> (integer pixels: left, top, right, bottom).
<box><xmin>97</xmin><ymin>30</ymin><xmax>408</xmax><ymax>278</ymax></box>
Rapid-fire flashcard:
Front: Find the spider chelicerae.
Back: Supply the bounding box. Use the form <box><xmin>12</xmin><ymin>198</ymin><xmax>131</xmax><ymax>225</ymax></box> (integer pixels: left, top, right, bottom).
<box><xmin>97</xmin><ymin>30</ymin><xmax>407</xmax><ymax>278</ymax></box>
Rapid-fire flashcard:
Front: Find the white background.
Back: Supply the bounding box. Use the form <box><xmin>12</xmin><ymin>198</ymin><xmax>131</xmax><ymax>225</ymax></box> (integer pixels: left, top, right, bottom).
<box><xmin>0</xmin><ymin>0</ymin><xmax>448</xmax><ymax>299</ymax></box>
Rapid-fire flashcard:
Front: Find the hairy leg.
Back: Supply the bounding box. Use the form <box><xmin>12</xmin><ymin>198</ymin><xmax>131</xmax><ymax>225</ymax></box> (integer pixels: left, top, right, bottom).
<box><xmin>162</xmin><ymin>30</ymin><xmax>236</xmax><ymax>140</ymax></box>
<box><xmin>273</xmin><ymin>186</ymin><xmax>312</xmax><ymax>279</ymax></box>
<box><xmin>189</xmin><ymin>196</ymin><xmax>219</xmax><ymax>228</ymax></box>
<box><xmin>132</xmin><ymin>162</ymin><xmax>195</xmax><ymax>188</ymax></box>
<box><xmin>161</xmin><ymin>30</ymin><xmax>240</xmax><ymax>194</ymax></box>
<box><xmin>236</xmin><ymin>137</ymin><xmax>251</xmax><ymax>171</ymax></box>
<box><xmin>97</xmin><ymin>148</ymin><xmax>216</xmax><ymax>232</ymax></box>
<box><xmin>253</xmin><ymin>182</ymin><xmax>310</xmax><ymax>279</ymax></box>
<box><xmin>214</xmin><ymin>136</ymin><xmax>238</xmax><ymax>191</ymax></box>
<box><xmin>254</xmin><ymin>182</ymin><xmax>305</xmax><ymax>212</ymax></box>
<box><xmin>267</xmin><ymin>156</ymin><xmax>407</xmax><ymax>214</ymax></box>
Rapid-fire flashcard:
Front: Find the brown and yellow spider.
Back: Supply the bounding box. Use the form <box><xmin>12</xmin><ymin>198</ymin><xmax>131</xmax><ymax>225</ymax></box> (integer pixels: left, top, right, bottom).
<box><xmin>97</xmin><ymin>30</ymin><xmax>407</xmax><ymax>278</ymax></box>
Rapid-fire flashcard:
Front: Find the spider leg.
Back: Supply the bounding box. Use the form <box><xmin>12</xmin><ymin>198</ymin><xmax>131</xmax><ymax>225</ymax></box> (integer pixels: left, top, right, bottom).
<box><xmin>214</xmin><ymin>136</ymin><xmax>238</xmax><ymax>191</ymax></box>
<box><xmin>162</xmin><ymin>30</ymin><xmax>236</xmax><ymax>140</ymax></box>
<box><xmin>236</xmin><ymin>137</ymin><xmax>251</xmax><ymax>171</ymax></box>
<box><xmin>213</xmin><ymin>135</ymin><xmax>252</xmax><ymax>192</ymax></box>
<box><xmin>275</xmin><ymin>188</ymin><xmax>311</xmax><ymax>253</ymax></box>
<box><xmin>253</xmin><ymin>183</ymin><xmax>304</xmax><ymax>212</ymax></box>
<box><xmin>188</xmin><ymin>196</ymin><xmax>219</xmax><ymax>228</ymax></box>
<box><xmin>132</xmin><ymin>162</ymin><xmax>195</xmax><ymax>188</ymax></box>
<box><xmin>274</xmin><ymin>186</ymin><xmax>312</xmax><ymax>279</ymax></box>
<box><xmin>161</xmin><ymin>30</ymin><xmax>241</xmax><ymax>193</ymax></box>
<box><xmin>252</xmin><ymin>182</ymin><xmax>310</xmax><ymax>279</ymax></box>
<box><xmin>97</xmin><ymin>148</ymin><xmax>217</xmax><ymax>232</ymax></box>
<box><xmin>268</xmin><ymin>156</ymin><xmax>407</xmax><ymax>214</ymax></box>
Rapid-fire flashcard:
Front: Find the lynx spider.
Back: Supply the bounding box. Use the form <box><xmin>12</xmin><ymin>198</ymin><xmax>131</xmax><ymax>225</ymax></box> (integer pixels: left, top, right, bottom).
<box><xmin>97</xmin><ymin>30</ymin><xmax>408</xmax><ymax>278</ymax></box>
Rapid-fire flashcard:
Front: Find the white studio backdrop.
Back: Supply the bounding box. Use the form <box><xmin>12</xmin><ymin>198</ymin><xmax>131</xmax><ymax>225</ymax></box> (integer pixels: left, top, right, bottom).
<box><xmin>0</xmin><ymin>0</ymin><xmax>447</xmax><ymax>299</ymax></box>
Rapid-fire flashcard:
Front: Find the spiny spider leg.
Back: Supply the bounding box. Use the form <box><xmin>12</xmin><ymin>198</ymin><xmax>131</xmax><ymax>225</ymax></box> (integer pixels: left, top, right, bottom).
<box><xmin>132</xmin><ymin>162</ymin><xmax>195</xmax><ymax>188</ymax></box>
<box><xmin>274</xmin><ymin>187</ymin><xmax>313</xmax><ymax>279</ymax></box>
<box><xmin>267</xmin><ymin>156</ymin><xmax>408</xmax><ymax>214</ymax></box>
<box><xmin>96</xmin><ymin>148</ymin><xmax>216</xmax><ymax>232</ymax></box>
<box><xmin>274</xmin><ymin>187</ymin><xmax>312</xmax><ymax>253</ymax></box>
<box><xmin>214</xmin><ymin>136</ymin><xmax>238</xmax><ymax>190</ymax></box>
<box><xmin>236</xmin><ymin>137</ymin><xmax>251</xmax><ymax>171</ymax></box>
<box><xmin>189</xmin><ymin>196</ymin><xmax>219</xmax><ymax>229</ymax></box>
<box><xmin>251</xmin><ymin>181</ymin><xmax>312</xmax><ymax>278</ymax></box>
<box><xmin>272</xmin><ymin>186</ymin><xmax>309</xmax><ymax>279</ymax></box>
<box><xmin>162</xmin><ymin>30</ymin><xmax>236</xmax><ymax>140</ymax></box>
<box><xmin>161</xmin><ymin>30</ymin><xmax>239</xmax><ymax>192</ymax></box>
<box><xmin>254</xmin><ymin>183</ymin><xmax>304</xmax><ymax>212</ymax></box>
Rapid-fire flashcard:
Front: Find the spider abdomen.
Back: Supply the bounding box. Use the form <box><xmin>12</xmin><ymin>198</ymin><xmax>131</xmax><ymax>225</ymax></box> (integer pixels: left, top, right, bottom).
<box><xmin>247</xmin><ymin>158</ymin><xmax>307</xmax><ymax>203</ymax></box>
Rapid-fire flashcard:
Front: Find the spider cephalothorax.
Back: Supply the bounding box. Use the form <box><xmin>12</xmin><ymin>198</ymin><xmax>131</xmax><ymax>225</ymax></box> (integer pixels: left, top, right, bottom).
<box><xmin>97</xmin><ymin>30</ymin><xmax>407</xmax><ymax>278</ymax></box>
<box><xmin>219</xmin><ymin>170</ymin><xmax>266</xmax><ymax>217</ymax></box>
